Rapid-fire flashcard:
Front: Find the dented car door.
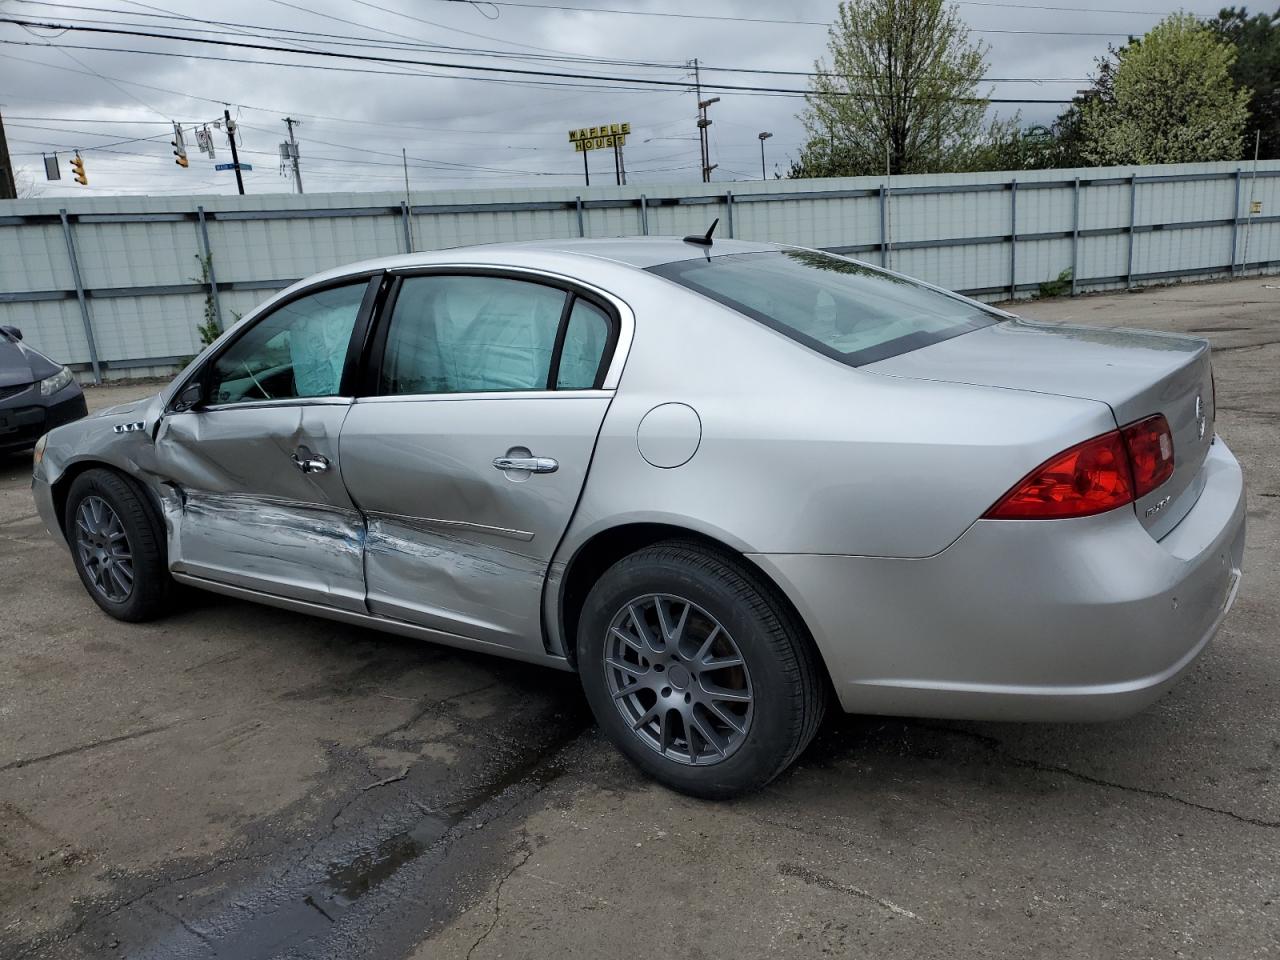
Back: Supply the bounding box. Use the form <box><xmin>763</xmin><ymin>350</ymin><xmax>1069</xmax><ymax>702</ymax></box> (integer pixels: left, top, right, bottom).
<box><xmin>339</xmin><ymin>272</ymin><xmax>617</xmax><ymax>654</ymax></box>
<box><xmin>154</xmin><ymin>278</ymin><xmax>377</xmax><ymax>611</ymax></box>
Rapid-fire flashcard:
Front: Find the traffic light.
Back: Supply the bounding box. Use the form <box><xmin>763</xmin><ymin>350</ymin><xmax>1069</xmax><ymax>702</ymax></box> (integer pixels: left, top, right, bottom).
<box><xmin>172</xmin><ymin>122</ymin><xmax>189</xmax><ymax>168</ymax></box>
<box><xmin>70</xmin><ymin>152</ymin><xmax>87</xmax><ymax>186</ymax></box>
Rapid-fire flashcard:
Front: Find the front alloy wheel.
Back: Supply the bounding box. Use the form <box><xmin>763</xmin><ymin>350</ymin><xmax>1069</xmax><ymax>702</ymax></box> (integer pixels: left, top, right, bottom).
<box><xmin>66</xmin><ymin>468</ymin><xmax>174</xmax><ymax>622</ymax></box>
<box><xmin>74</xmin><ymin>495</ymin><xmax>135</xmax><ymax>602</ymax></box>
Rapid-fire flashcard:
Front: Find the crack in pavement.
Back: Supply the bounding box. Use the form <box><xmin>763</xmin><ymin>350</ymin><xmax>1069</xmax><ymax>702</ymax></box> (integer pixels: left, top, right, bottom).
<box><xmin>916</xmin><ymin>723</ymin><xmax>1280</xmax><ymax>829</ymax></box>
<box><xmin>0</xmin><ymin>722</ymin><xmax>181</xmax><ymax>773</ymax></box>
<box><xmin>1211</xmin><ymin>339</ymin><xmax>1280</xmax><ymax>353</ymax></box>
<box><xmin>777</xmin><ymin>862</ymin><xmax>924</xmax><ymax>921</ymax></box>
<box><xmin>465</xmin><ymin>831</ymin><xmax>533</xmax><ymax>960</ymax></box>
<box><xmin>13</xmin><ymin>849</ymin><xmax>269</xmax><ymax>960</ymax></box>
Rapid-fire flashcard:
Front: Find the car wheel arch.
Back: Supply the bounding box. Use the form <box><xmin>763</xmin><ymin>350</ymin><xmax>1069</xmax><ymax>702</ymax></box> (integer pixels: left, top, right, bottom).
<box><xmin>554</xmin><ymin>522</ymin><xmax>835</xmax><ymax>692</ymax></box>
<box><xmin>52</xmin><ymin>460</ymin><xmax>164</xmax><ymax>544</ymax></box>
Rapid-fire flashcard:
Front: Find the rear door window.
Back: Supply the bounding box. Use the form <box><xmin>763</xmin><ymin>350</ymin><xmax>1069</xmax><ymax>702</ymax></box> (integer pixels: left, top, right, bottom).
<box><xmin>377</xmin><ymin>275</ymin><xmax>616</xmax><ymax>395</ymax></box>
<box><xmin>555</xmin><ymin>298</ymin><xmax>611</xmax><ymax>390</ymax></box>
<box><xmin>379</xmin><ymin>275</ymin><xmax>567</xmax><ymax>395</ymax></box>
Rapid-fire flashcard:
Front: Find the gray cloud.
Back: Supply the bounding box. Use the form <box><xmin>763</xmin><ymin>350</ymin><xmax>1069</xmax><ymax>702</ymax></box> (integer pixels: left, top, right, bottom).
<box><xmin>0</xmin><ymin>0</ymin><xmax>1234</xmax><ymax>198</ymax></box>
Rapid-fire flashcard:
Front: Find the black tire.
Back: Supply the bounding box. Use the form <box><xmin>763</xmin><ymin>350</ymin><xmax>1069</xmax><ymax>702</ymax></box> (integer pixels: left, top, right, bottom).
<box><xmin>65</xmin><ymin>468</ymin><xmax>173</xmax><ymax>622</ymax></box>
<box><xmin>577</xmin><ymin>540</ymin><xmax>827</xmax><ymax>799</ymax></box>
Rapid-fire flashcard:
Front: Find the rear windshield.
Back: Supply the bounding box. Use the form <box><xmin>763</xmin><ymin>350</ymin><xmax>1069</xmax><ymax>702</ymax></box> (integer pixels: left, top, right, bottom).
<box><xmin>648</xmin><ymin>249</ymin><xmax>1001</xmax><ymax>366</ymax></box>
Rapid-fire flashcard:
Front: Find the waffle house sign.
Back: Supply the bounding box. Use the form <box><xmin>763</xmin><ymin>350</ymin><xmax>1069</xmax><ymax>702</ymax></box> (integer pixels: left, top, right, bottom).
<box><xmin>570</xmin><ymin>122</ymin><xmax>631</xmax><ymax>152</ymax></box>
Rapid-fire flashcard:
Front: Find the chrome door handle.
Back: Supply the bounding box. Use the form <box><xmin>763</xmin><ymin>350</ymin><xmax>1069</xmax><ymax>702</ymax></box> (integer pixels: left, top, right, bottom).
<box><xmin>492</xmin><ymin>456</ymin><xmax>558</xmax><ymax>474</ymax></box>
<box><xmin>291</xmin><ymin>453</ymin><xmax>330</xmax><ymax>474</ymax></box>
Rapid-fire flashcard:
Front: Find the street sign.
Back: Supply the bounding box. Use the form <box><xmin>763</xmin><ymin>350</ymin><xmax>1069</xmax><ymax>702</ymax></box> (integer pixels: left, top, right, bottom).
<box><xmin>215</xmin><ymin>162</ymin><xmax>253</xmax><ymax>171</ymax></box>
<box><xmin>1025</xmin><ymin>125</ymin><xmax>1052</xmax><ymax>146</ymax></box>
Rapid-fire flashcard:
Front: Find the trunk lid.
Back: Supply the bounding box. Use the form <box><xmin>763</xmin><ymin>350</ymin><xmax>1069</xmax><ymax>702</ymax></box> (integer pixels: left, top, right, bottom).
<box><xmin>864</xmin><ymin>319</ymin><xmax>1215</xmax><ymax>539</ymax></box>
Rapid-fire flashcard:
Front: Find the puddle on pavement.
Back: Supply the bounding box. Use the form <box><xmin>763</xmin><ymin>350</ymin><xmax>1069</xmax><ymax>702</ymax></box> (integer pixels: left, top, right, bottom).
<box><xmin>324</xmin><ymin>815</ymin><xmax>450</xmax><ymax>906</ymax></box>
<box><xmin>128</xmin><ymin>717</ymin><xmax>583</xmax><ymax>959</ymax></box>
<box><xmin>166</xmin><ymin>813</ymin><xmax>454</xmax><ymax>960</ymax></box>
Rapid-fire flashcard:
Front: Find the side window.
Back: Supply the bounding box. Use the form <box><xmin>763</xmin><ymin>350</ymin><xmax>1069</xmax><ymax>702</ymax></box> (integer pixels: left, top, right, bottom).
<box><xmin>209</xmin><ymin>282</ymin><xmax>366</xmax><ymax>405</ymax></box>
<box><xmin>380</xmin><ymin>275</ymin><xmax>568</xmax><ymax>395</ymax></box>
<box><xmin>556</xmin><ymin>299</ymin><xmax>611</xmax><ymax>389</ymax></box>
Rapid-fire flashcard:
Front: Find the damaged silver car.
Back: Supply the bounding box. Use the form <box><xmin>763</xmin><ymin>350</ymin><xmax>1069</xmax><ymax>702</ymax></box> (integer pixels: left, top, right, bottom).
<box><xmin>32</xmin><ymin>237</ymin><xmax>1246</xmax><ymax>797</ymax></box>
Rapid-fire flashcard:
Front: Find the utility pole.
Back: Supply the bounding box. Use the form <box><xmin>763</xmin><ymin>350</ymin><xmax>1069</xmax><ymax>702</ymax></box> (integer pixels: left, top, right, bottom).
<box><xmin>223</xmin><ymin>108</ymin><xmax>245</xmax><ymax>195</ymax></box>
<box><xmin>0</xmin><ymin>110</ymin><xmax>16</xmax><ymax>200</ymax></box>
<box><xmin>692</xmin><ymin>60</ymin><xmax>719</xmax><ymax>183</ymax></box>
<box><xmin>282</xmin><ymin>116</ymin><xmax>303</xmax><ymax>194</ymax></box>
<box><xmin>697</xmin><ymin>95</ymin><xmax>719</xmax><ymax>183</ymax></box>
<box><xmin>402</xmin><ymin>147</ymin><xmax>414</xmax><ymax>251</ymax></box>
<box><xmin>758</xmin><ymin>131</ymin><xmax>773</xmax><ymax>181</ymax></box>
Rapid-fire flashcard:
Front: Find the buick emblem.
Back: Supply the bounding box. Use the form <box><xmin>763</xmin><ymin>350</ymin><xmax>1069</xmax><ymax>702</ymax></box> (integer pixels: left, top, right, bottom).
<box><xmin>1195</xmin><ymin>395</ymin><xmax>1206</xmax><ymax>440</ymax></box>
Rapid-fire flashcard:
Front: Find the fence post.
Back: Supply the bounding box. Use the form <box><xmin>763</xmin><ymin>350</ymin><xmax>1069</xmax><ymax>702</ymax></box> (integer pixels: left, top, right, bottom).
<box><xmin>1229</xmin><ymin>168</ymin><xmax>1242</xmax><ymax>276</ymax></box>
<box><xmin>640</xmin><ymin>195</ymin><xmax>648</xmax><ymax>236</ymax></box>
<box><xmin>879</xmin><ymin>184</ymin><xmax>889</xmax><ymax>269</ymax></box>
<box><xmin>1070</xmin><ymin>177</ymin><xmax>1080</xmax><ymax>297</ymax></box>
<box><xmin>1009</xmin><ymin>178</ymin><xmax>1018</xmax><ymax>300</ymax></box>
<box><xmin>726</xmin><ymin>191</ymin><xmax>734</xmax><ymax>238</ymax></box>
<box><xmin>575</xmin><ymin>196</ymin><xmax>585</xmax><ymax>237</ymax></box>
<box><xmin>400</xmin><ymin>201</ymin><xmax>413</xmax><ymax>254</ymax></box>
<box><xmin>1126</xmin><ymin>174</ymin><xmax>1138</xmax><ymax>288</ymax></box>
<box><xmin>58</xmin><ymin>209</ymin><xmax>101</xmax><ymax>384</ymax></box>
<box><xmin>196</xmin><ymin>205</ymin><xmax>223</xmax><ymax>331</ymax></box>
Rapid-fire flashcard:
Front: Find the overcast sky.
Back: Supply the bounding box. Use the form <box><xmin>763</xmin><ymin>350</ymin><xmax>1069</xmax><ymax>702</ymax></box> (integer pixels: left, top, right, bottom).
<box><xmin>0</xmin><ymin>0</ymin><xmax>1242</xmax><ymax>198</ymax></box>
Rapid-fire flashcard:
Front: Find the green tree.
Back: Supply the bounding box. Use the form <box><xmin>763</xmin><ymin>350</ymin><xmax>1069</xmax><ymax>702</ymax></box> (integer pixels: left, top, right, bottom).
<box><xmin>1212</xmin><ymin>6</ymin><xmax>1280</xmax><ymax>159</ymax></box>
<box><xmin>1080</xmin><ymin>13</ymin><xmax>1251</xmax><ymax>165</ymax></box>
<box><xmin>791</xmin><ymin>0</ymin><xmax>991</xmax><ymax>177</ymax></box>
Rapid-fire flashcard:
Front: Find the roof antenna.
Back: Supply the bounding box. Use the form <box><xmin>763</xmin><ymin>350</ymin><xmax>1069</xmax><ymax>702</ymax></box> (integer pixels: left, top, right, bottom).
<box><xmin>682</xmin><ymin>218</ymin><xmax>719</xmax><ymax>247</ymax></box>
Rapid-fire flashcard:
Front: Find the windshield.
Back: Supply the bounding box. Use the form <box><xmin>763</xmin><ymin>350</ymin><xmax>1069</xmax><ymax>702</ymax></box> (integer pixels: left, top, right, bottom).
<box><xmin>648</xmin><ymin>249</ymin><xmax>1001</xmax><ymax>366</ymax></box>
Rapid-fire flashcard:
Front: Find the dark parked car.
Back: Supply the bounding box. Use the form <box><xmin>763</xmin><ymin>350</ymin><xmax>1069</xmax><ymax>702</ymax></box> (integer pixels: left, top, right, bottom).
<box><xmin>0</xmin><ymin>325</ymin><xmax>87</xmax><ymax>455</ymax></box>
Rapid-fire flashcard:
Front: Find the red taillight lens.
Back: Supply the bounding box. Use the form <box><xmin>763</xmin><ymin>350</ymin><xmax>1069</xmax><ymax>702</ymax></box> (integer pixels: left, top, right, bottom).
<box><xmin>983</xmin><ymin>431</ymin><xmax>1135</xmax><ymax>519</ymax></box>
<box><xmin>1121</xmin><ymin>413</ymin><xmax>1175</xmax><ymax>498</ymax></box>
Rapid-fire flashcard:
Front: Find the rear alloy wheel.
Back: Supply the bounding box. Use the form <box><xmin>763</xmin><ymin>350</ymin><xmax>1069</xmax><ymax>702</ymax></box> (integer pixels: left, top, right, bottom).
<box><xmin>579</xmin><ymin>540</ymin><xmax>827</xmax><ymax>799</ymax></box>
<box><xmin>604</xmin><ymin>594</ymin><xmax>754</xmax><ymax>765</ymax></box>
<box><xmin>66</xmin><ymin>468</ymin><xmax>173</xmax><ymax>622</ymax></box>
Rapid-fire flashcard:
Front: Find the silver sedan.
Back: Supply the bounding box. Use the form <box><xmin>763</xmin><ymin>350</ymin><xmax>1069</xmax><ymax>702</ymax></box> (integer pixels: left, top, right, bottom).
<box><xmin>31</xmin><ymin>237</ymin><xmax>1246</xmax><ymax>798</ymax></box>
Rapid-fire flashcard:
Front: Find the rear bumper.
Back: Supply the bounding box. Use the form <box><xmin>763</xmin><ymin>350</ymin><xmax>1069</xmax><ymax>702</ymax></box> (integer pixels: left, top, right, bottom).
<box><xmin>751</xmin><ymin>437</ymin><xmax>1247</xmax><ymax>722</ymax></box>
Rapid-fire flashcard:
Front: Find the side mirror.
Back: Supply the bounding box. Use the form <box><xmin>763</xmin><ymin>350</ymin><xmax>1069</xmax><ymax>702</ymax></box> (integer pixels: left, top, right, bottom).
<box><xmin>0</xmin><ymin>325</ymin><xmax>22</xmax><ymax>341</ymax></box>
<box><xmin>171</xmin><ymin>381</ymin><xmax>204</xmax><ymax>413</ymax></box>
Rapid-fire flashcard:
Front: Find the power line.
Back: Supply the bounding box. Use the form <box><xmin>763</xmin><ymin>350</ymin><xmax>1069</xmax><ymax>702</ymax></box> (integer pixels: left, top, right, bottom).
<box><xmin>0</xmin><ymin>48</ymin><xmax>674</xmax><ymax>139</ymax></box>
<box><xmin>9</xmin><ymin>1</ymin><xmax>690</xmax><ymax>70</ymax></box>
<box><xmin>0</xmin><ymin>37</ymin><xmax>699</xmax><ymax>96</ymax></box>
<box><xmin>263</xmin><ymin>0</ymin><xmax>577</xmax><ymax>59</ymax></box>
<box><xmin>0</xmin><ymin>19</ymin><xmax>1080</xmax><ymax>101</ymax></box>
<box><xmin>425</xmin><ymin>0</ymin><xmax>1165</xmax><ymax>32</ymax></box>
<box><xmin>5</xmin><ymin>3</ymin><xmax>1101</xmax><ymax>81</ymax></box>
<box><xmin>1</xmin><ymin>114</ymin><xmax>176</xmax><ymax>123</ymax></box>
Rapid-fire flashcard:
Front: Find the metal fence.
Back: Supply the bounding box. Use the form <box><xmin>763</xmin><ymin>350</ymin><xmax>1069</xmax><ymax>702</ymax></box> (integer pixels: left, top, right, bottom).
<box><xmin>3</xmin><ymin>159</ymin><xmax>1279</xmax><ymax>381</ymax></box>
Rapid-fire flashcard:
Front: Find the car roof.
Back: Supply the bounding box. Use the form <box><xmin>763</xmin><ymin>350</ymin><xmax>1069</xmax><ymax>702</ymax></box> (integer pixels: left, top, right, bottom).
<box><xmin>306</xmin><ymin>237</ymin><xmax>783</xmax><ymax>282</ymax></box>
<box><xmin>491</xmin><ymin>236</ymin><xmax>782</xmax><ymax>268</ymax></box>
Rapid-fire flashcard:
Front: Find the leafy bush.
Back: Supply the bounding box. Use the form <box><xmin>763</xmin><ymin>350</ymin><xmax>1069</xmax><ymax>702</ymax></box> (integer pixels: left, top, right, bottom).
<box><xmin>1038</xmin><ymin>268</ymin><xmax>1073</xmax><ymax>299</ymax></box>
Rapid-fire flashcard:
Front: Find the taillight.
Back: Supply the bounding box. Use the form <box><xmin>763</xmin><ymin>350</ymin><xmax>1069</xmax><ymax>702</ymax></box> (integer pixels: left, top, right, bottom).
<box><xmin>983</xmin><ymin>431</ymin><xmax>1134</xmax><ymax>519</ymax></box>
<box><xmin>985</xmin><ymin>415</ymin><xmax>1176</xmax><ymax>520</ymax></box>
<box><xmin>1121</xmin><ymin>414</ymin><xmax>1175</xmax><ymax>498</ymax></box>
